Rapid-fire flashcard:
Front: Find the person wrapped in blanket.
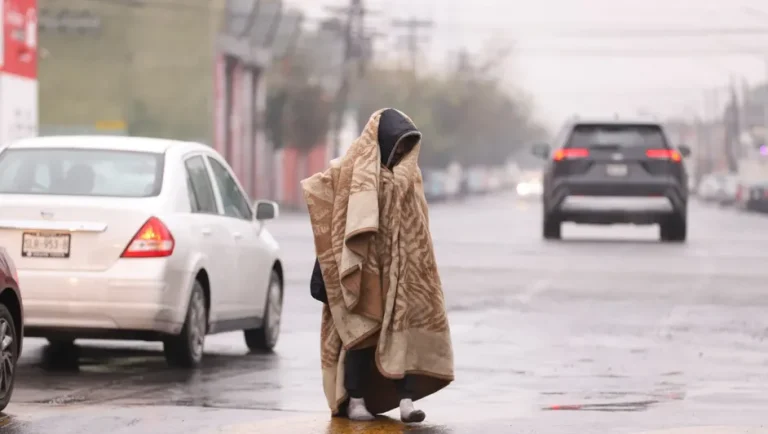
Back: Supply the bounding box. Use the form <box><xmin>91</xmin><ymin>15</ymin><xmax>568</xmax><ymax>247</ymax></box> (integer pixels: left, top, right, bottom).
<box><xmin>306</xmin><ymin>108</ymin><xmax>454</xmax><ymax>423</ymax></box>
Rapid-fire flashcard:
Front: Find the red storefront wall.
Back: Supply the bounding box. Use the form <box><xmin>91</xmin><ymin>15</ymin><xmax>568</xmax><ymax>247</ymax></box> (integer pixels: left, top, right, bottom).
<box><xmin>273</xmin><ymin>142</ymin><xmax>328</xmax><ymax>209</ymax></box>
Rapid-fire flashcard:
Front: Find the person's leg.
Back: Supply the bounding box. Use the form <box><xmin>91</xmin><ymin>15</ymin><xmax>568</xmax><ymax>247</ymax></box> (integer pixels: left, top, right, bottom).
<box><xmin>344</xmin><ymin>348</ymin><xmax>375</xmax><ymax>421</ymax></box>
<box><xmin>395</xmin><ymin>375</ymin><xmax>426</xmax><ymax>423</ymax></box>
<box><xmin>394</xmin><ymin>375</ymin><xmax>413</xmax><ymax>400</ymax></box>
<box><xmin>344</xmin><ymin>349</ymin><xmax>369</xmax><ymax>398</ymax></box>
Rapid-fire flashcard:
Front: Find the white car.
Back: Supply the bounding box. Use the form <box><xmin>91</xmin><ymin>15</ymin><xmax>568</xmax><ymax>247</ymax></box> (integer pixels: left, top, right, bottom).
<box><xmin>516</xmin><ymin>179</ymin><xmax>543</xmax><ymax>198</ymax></box>
<box><xmin>715</xmin><ymin>174</ymin><xmax>739</xmax><ymax>205</ymax></box>
<box><xmin>0</xmin><ymin>136</ymin><xmax>284</xmax><ymax>367</ymax></box>
<box><xmin>697</xmin><ymin>175</ymin><xmax>722</xmax><ymax>202</ymax></box>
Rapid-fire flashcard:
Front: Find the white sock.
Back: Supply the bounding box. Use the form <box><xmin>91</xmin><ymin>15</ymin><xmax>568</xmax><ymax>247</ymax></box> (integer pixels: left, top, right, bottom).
<box><xmin>348</xmin><ymin>397</ymin><xmax>375</xmax><ymax>421</ymax></box>
<box><xmin>400</xmin><ymin>398</ymin><xmax>415</xmax><ymax>418</ymax></box>
<box><xmin>400</xmin><ymin>398</ymin><xmax>426</xmax><ymax>422</ymax></box>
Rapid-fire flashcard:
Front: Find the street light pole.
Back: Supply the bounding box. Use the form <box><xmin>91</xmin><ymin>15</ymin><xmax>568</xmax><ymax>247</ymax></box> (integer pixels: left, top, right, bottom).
<box><xmin>763</xmin><ymin>55</ymin><xmax>768</xmax><ymax>151</ymax></box>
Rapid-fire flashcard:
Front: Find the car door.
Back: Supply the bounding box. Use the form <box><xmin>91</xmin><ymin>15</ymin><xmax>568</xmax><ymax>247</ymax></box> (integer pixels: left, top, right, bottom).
<box><xmin>205</xmin><ymin>156</ymin><xmax>269</xmax><ymax>321</ymax></box>
<box><xmin>183</xmin><ymin>154</ymin><xmax>240</xmax><ymax>321</ymax></box>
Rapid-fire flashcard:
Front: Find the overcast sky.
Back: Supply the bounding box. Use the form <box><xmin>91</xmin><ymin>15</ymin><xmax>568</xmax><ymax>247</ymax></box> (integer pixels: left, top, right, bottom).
<box><xmin>285</xmin><ymin>0</ymin><xmax>768</xmax><ymax>130</ymax></box>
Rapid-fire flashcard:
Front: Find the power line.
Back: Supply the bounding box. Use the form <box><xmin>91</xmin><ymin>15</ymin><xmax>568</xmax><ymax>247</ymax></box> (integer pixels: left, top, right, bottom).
<box><xmin>325</xmin><ymin>0</ymin><xmax>377</xmax><ymax>158</ymax></box>
<box><xmin>515</xmin><ymin>46</ymin><xmax>768</xmax><ymax>57</ymax></box>
<box><xmin>553</xmin><ymin>27</ymin><xmax>768</xmax><ymax>38</ymax></box>
<box><xmin>533</xmin><ymin>86</ymin><xmax>732</xmax><ymax>96</ymax></box>
<box><xmin>391</xmin><ymin>17</ymin><xmax>433</xmax><ymax>74</ymax></box>
<box><xmin>78</xmin><ymin>1</ymin><xmax>768</xmax><ymax>42</ymax></box>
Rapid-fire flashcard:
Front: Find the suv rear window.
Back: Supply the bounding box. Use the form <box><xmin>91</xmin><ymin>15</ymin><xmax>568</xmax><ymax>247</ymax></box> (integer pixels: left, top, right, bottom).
<box><xmin>566</xmin><ymin>124</ymin><xmax>668</xmax><ymax>149</ymax></box>
<box><xmin>0</xmin><ymin>148</ymin><xmax>164</xmax><ymax>197</ymax></box>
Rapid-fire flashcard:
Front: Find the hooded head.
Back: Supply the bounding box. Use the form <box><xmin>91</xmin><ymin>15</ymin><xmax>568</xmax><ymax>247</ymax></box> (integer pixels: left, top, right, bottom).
<box><xmin>377</xmin><ymin>109</ymin><xmax>422</xmax><ymax>169</ymax></box>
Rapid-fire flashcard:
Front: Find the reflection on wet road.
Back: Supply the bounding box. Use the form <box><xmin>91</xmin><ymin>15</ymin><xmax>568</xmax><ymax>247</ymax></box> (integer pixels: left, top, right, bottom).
<box><xmin>5</xmin><ymin>194</ymin><xmax>768</xmax><ymax>433</ymax></box>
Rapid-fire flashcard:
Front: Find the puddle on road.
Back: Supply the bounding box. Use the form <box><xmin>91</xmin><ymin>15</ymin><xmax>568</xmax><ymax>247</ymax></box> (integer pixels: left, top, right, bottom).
<box><xmin>544</xmin><ymin>399</ymin><xmax>659</xmax><ymax>412</ymax></box>
<box><xmin>0</xmin><ymin>414</ymin><xmax>26</xmax><ymax>434</ymax></box>
<box><xmin>542</xmin><ymin>388</ymin><xmax>686</xmax><ymax>413</ymax></box>
<box><xmin>226</xmin><ymin>415</ymin><xmax>453</xmax><ymax>434</ymax></box>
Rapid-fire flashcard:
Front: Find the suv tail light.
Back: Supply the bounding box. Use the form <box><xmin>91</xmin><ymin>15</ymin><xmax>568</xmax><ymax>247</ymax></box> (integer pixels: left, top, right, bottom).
<box><xmin>646</xmin><ymin>149</ymin><xmax>681</xmax><ymax>162</ymax></box>
<box><xmin>553</xmin><ymin>148</ymin><xmax>589</xmax><ymax>161</ymax></box>
<box><xmin>121</xmin><ymin>217</ymin><xmax>175</xmax><ymax>258</ymax></box>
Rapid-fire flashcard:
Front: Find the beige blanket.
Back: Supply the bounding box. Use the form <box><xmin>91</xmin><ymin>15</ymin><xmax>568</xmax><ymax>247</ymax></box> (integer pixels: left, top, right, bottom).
<box><xmin>301</xmin><ymin>109</ymin><xmax>454</xmax><ymax>416</ymax></box>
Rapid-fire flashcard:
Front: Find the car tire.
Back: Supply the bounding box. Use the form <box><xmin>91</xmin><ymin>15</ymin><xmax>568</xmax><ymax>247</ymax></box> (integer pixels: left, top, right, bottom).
<box><xmin>543</xmin><ymin>213</ymin><xmax>562</xmax><ymax>240</ymax></box>
<box><xmin>244</xmin><ymin>271</ymin><xmax>283</xmax><ymax>352</ymax></box>
<box><xmin>0</xmin><ymin>304</ymin><xmax>18</xmax><ymax>412</ymax></box>
<box><xmin>660</xmin><ymin>214</ymin><xmax>687</xmax><ymax>242</ymax></box>
<box><xmin>163</xmin><ymin>281</ymin><xmax>207</xmax><ymax>368</ymax></box>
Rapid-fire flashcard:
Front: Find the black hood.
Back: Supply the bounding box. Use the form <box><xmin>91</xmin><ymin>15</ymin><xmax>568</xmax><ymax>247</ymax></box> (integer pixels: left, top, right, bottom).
<box><xmin>378</xmin><ymin>109</ymin><xmax>421</xmax><ymax>168</ymax></box>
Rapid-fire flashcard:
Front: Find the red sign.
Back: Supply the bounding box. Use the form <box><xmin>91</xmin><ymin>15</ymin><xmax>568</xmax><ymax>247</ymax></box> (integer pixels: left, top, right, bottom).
<box><xmin>1</xmin><ymin>0</ymin><xmax>37</xmax><ymax>79</ymax></box>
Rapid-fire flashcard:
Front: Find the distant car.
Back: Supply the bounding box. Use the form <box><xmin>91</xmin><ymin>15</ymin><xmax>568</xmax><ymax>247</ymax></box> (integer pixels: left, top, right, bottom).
<box><xmin>715</xmin><ymin>174</ymin><xmax>739</xmax><ymax>206</ymax></box>
<box><xmin>697</xmin><ymin>174</ymin><xmax>722</xmax><ymax>202</ymax></box>
<box><xmin>533</xmin><ymin>119</ymin><xmax>691</xmax><ymax>242</ymax></box>
<box><xmin>0</xmin><ymin>136</ymin><xmax>284</xmax><ymax>368</ymax></box>
<box><xmin>465</xmin><ymin>167</ymin><xmax>489</xmax><ymax>195</ymax></box>
<box><xmin>423</xmin><ymin>170</ymin><xmax>447</xmax><ymax>202</ymax></box>
<box><xmin>0</xmin><ymin>247</ymin><xmax>22</xmax><ymax>411</ymax></box>
<box><xmin>697</xmin><ymin>173</ymin><xmax>737</xmax><ymax>205</ymax></box>
<box><xmin>516</xmin><ymin>177</ymin><xmax>543</xmax><ymax>199</ymax></box>
<box><xmin>745</xmin><ymin>181</ymin><xmax>768</xmax><ymax>213</ymax></box>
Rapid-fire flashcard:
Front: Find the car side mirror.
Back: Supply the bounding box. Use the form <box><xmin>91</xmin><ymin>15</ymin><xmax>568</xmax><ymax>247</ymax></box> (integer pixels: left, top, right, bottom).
<box><xmin>254</xmin><ymin>200</ymin><xmax>279</xmax><ymax>221</ymax></box>
<box><xmin>531</xmin><ymin>143</ymin><xmax>551</xmax><ymax>159</ymax></box>
<box><xmin>678</xmin><ymin>145</ymin><xmax>691</xmax><ymax>158</ymax></box>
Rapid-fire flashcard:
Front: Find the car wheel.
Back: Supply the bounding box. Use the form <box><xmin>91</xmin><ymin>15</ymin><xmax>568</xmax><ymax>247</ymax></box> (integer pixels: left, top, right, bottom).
<box><xmin>0</xmin><ymin>305</ymin><xmax>18</xmax><ymax>412</ymax></box>
<box><xmin>543</xmin><ymin>213</ymin><xmax>562</xmax><ymax>240</ymax></box>
<box><xmin>660</xmin><ymin>214</ymin><xmax>687</xmax><ymax>242</ymax></box>
<box><xmin>244</xmin><ymin>271</ymin><xmax>283</xmax><ymax>352</ymax></box>
<box><xmin>163</xmin><ymin>281</ymin><xmax>207</xmax><ymax>368</ymax></box>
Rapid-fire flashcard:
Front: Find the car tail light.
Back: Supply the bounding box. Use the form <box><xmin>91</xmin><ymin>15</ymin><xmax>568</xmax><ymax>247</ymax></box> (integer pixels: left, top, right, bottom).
<box><xmin>553</xmin><ymin>148</ymin><xmax>589</xmax><ymax>161</ymax></box>
<box><xmin>121</xmin><ymin>217</ymin><xmax>175</xmax><ymax>258</ymax></box>
<box><xmin>646</xmin><ymin>149</ymin><xmax>682</xmax><ymax>162</ymax></box>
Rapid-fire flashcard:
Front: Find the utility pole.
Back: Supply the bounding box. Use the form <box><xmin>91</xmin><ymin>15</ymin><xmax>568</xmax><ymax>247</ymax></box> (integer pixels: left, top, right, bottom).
<box><xmin>763</xmin><ymin>56</ymin><xmax>768</xmax><ymax>153</ymax></box>
<box><xmin>325</xmin><ymin>0</ymin><xmax>377</xmax><ymax>158</ymax></box>
<box><xmin>391</xmin><ymin>17</ymin><xmax>433</xmax><ymax>75</ymax></box>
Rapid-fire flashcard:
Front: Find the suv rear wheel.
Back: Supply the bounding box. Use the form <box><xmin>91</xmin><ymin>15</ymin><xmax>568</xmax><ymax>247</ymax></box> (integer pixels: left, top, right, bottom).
<box><xmin>543</xmin><ymin>213</ymin><xmax>562</xmax><ymax>240</ymax></box>
<box><xmin>660</xmin><ymin>214</ymin><xmax>687</xmax><ymax>242</ymax></box>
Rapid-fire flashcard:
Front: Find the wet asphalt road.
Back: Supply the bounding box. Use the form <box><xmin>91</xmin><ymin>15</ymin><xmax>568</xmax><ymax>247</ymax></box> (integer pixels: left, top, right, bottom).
<box><xmin>4</xmin><ymin>193</ymin><xmax>768</xmax><ymax>433</ymax></box>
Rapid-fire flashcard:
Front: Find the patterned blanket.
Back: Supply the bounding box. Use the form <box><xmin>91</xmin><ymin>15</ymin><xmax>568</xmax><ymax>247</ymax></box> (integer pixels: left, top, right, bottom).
<box><xmin>301</xmin><ymin>109</ymin><xmax>454</xmax><ymax>415</ymax></box>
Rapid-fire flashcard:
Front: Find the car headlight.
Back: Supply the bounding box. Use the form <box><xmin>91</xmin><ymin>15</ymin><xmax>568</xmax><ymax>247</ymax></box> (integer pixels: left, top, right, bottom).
<box><xmin>516</xmin><ymin>182</ymin><xmax>531</xmax><ymax>195</ymax></box>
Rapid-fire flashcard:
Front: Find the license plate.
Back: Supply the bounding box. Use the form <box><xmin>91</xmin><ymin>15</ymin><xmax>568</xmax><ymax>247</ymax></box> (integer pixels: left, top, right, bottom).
<box><xmin>606</xmin><ymin>164</ymin><xmax>628</xmax><ymax>177</ymax></box>
<box><xmin>21</xmin><ymin>232</ymin><xmax>71</xmax><ymax>258</ymax></box>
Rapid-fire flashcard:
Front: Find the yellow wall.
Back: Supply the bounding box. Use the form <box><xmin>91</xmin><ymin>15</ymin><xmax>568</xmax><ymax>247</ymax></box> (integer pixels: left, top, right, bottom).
<box><xmin>39</xmin><ymin>0</ymin><xmax>226</xmax><ymax>142</ymax></box>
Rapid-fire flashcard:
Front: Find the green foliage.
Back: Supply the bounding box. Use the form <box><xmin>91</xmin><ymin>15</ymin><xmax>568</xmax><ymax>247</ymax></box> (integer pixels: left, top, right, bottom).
<box><xmin>353</xmin><ymin>59</ymin><xmax>547</xmax><ymax>168</ymax></box>
<box><xmin>265</xmin><ymin>57</ymin><xmax>332</xmax><ymax>151</ymax></box>
<box><xmin>284</xmin><ymin>84</ymin><xmax>332</xmax><ymax>150</ymax></box>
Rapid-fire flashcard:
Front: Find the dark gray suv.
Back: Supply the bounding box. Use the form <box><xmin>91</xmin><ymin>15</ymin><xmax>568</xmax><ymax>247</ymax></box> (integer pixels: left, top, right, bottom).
<box><xmin>533</xmin><ymin>119</ymin><xmax>691</xmax><ymax>242</ymax></box>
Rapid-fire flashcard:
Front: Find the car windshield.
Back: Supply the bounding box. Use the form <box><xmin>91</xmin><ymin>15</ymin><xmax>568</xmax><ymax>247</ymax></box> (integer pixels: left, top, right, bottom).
<box><xmin>566</xmin><ymin>124</ymin><xmax>668</xmax><ymax>149</ymax></box>
<box><xmin>0</xmin><ymin>148</ymin><xmax>164</xmax><ymax>197</ymax></box>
